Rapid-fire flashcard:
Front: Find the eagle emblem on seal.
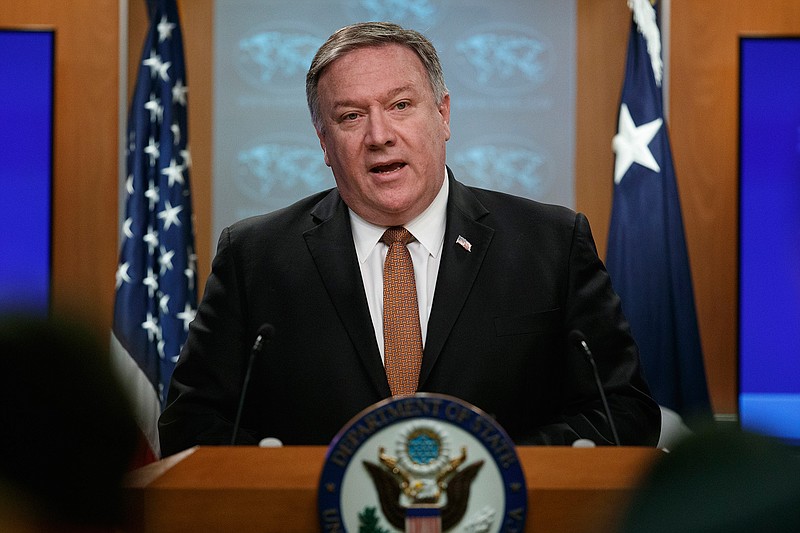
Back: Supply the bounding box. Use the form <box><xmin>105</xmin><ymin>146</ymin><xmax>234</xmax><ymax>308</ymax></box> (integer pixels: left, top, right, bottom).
<box><xmin>362</xmin><ymin>423</ymin><xmax>484</xmax><ymax>530</ymax></box>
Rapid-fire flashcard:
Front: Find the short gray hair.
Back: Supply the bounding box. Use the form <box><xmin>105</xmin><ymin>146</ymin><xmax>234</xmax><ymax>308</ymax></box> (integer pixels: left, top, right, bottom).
<box><xmin>306</xmin><ymin>22</ymin><xmax>448</xmax><ymax>131</ymax></box>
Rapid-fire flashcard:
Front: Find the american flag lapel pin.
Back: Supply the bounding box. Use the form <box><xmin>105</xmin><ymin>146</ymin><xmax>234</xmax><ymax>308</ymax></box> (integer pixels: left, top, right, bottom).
<box><xmin>456</xmin><ymin>235</ymin><xmax>472</xmax><ymax>252</ymax></box>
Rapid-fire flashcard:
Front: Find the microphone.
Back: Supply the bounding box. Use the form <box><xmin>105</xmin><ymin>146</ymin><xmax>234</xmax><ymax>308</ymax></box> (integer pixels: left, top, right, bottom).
<box><xmin>569</xmin><ymin>330</ymin><xmax>621</xmax><ymax>446</ymax></box>
<box><xmin>231</xmin><ymin>323</ymin><xmax>275</xmax><ymax>445</ymax></box>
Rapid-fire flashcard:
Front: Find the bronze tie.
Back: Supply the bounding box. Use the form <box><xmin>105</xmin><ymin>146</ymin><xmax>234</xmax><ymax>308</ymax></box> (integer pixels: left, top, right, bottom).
<box><xmin>381</xmin><ymin>227</ymin><xmax>423</xmax><ymax>396</ymax></box>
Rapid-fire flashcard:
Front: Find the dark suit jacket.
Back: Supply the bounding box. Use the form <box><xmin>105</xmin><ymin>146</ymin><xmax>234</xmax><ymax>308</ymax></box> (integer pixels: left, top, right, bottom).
<box><xmin>159</xmin><ymin>173</ymin><xmax>660</xmax><ymax>456</ymax></box>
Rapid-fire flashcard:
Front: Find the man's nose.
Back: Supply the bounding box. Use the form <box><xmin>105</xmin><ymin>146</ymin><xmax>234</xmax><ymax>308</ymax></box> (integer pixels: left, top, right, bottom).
<box><xmin>365</xmin><ymin>111</ymin><xmax>396</xmax><ymax>148</ymax></box>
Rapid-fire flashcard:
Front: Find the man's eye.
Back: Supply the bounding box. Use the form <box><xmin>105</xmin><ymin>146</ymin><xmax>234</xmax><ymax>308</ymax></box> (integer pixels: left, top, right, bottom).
<box><xmin>395</xmin><ymin>102</ymin><xmax>408</xmax><ymax>110</ymax></box>
<box><xmin>344</xmin><ymin>112</ymin><xmax>359</xmax><ymax>121</ymax></box>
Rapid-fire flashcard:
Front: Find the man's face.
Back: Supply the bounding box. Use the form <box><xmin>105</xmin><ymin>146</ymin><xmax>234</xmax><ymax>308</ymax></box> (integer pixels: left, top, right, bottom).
<box><xmin>315</xmin><ymin>44</ymin><xmax>451</xmax><ymax>227</ymax></box>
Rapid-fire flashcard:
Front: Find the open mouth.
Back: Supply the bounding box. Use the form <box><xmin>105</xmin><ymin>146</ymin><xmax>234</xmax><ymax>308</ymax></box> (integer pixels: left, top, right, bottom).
<box><xmin>370</xmin><ymin>162</ymin><xmax>406</xmax><ymax>174</ymax></box>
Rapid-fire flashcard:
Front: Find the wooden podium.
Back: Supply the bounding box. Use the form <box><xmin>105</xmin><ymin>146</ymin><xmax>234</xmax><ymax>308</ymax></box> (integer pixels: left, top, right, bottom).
<box><xmin>124</xmin><ymin>446</ymin><xmax>661</xmax><ymax>533</ymax></box>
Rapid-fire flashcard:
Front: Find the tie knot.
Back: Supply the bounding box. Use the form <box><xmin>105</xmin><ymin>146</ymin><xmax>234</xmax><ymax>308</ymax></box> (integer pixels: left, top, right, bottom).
<box><xmin>381</xmin><ymin>226</ymin><xmax>414</xmax><ymax>246</ymax></box>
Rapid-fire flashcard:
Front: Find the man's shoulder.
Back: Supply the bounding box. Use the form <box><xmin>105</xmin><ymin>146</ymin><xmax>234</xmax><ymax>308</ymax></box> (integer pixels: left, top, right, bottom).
<box><xmin>226</xmin><ymin>188</ymin><xmax>338</xmax><ymax>235</ymax></box>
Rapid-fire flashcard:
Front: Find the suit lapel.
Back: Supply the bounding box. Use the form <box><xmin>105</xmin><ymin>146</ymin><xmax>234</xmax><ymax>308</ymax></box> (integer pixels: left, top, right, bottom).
<box><xmin>302</xmin><ymin>178</ymin><xmax>493</xmax><ymax>395</ymax></box>
<box><xmin>420</xmin><ymin>176</ymin><xmax>494</xmax><ymax>387</ymax></box>
<box><xmin>303</xmin><ymin>190</ymin><xmax>391</xmax><ymax>398</ymax></box>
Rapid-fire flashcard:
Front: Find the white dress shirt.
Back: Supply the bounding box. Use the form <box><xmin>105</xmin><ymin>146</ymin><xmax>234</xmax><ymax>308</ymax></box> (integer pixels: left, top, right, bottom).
<box><xmin>349</xmin><ymin>174</ymin><xmax>449</xmax><ymax>363</ymax></box>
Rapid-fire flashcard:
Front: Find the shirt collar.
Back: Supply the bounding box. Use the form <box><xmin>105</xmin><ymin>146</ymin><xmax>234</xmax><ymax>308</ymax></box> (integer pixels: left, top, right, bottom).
<box><xmin>350</xmin><ymin>170</ymin><xmax>449</xmax><ymax>264</ymax></box>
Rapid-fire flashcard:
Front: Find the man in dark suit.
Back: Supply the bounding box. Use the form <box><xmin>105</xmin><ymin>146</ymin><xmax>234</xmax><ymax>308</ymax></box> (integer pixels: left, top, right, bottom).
<box><xmin>159</xmin><ymin>22</ymin><xmax>660</xmax><ymax>456</ymax></box>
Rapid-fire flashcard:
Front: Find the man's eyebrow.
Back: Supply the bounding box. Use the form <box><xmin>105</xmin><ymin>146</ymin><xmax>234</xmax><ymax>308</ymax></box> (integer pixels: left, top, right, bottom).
<box><xmin>331</xmin><ymin>85</ymin><xmax>418</xmax><ymax>110</ymax></box>
<box><xmin>385</xmin><ymin>85</ymin><xmax>416</xmax><ymax>100</ymax></box>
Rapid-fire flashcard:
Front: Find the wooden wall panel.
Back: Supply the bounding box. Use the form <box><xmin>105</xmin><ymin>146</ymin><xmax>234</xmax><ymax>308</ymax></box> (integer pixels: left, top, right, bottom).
<box><xmin>576</xmin><ymin>0</ymin><xmax>630</xmax><ymax>260</ymax></box>
<box><xmin>1</xmin><ymin>0</ymin><xmax>213</xmax><ymax>340</ymax></box>
<box><xmin>0</xmin><ymin>2</ymin><xmax>121</xmax><ymax>339</ymax></box>
<box><xmin>669</xmin><ymin>0</ymin><xmax>800</xmax><ymax>413</ymax></box>
<box><xmin>578</xmin><ymin>0</ymin><xmax>800</xmax><ymax>414</ymax></box>
<box><xmin>178</xmin><ymin>0</ymin><xmax>213</xmax><ymax>293</ymax></box>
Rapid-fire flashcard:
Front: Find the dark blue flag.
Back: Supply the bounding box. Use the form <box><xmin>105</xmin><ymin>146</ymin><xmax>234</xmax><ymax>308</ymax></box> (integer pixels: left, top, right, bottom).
<box><xmin>111</xmin><ymin>0</ymin><xmax>197</xmax><ymax>459</ymax></box>
<box><xmin>606</xmin><ymin>1</ymin><xmax>710</xmax><ymax>420</ymax></box>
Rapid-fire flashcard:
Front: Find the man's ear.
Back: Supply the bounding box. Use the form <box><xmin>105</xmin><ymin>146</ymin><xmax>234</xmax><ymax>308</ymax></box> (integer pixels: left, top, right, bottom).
<box><xmin>316</xmin><ymin>129</ymin><xmax>331</xmax><ymax>167</ymax></box>
<box><xmin>439</xmin><ymin>93</ymin><xmax>451</xmax><ymax>142</ymax></box>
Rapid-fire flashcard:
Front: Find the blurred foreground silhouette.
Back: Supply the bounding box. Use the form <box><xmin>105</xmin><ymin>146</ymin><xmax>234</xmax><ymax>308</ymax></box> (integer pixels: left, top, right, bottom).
<box><xmin>0</xmin><ymin>315</ymin><xmax>139</xmax><ymax>531</ymax></box>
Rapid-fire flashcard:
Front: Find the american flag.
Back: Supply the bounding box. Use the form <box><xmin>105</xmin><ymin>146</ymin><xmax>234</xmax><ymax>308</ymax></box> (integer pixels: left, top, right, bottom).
<box><xmin>111</xmin><ymin>0</ymin><xmax>197</xmax><ymax>461</ymax></box>
<box><xmin>606</xmin><ymin>0</ymin><xmax>710</xmax><ymax>421</ymax></box>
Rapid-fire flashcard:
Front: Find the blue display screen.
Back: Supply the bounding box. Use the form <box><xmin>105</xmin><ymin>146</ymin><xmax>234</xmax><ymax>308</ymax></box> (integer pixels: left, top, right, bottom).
<box><xmin>739</xmin><ymin>37</ymin><xmax>800</xmax><ymax>445</ymax></box>
<box><xmin>0</xmin><ymin>30</ymin><xmax>54</xmax><ymax>316</ymax></box>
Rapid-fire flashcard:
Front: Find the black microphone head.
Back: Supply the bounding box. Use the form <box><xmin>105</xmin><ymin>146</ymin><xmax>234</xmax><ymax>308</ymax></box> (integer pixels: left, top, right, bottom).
<box><xmin>568</xmin><ymin>329</ymin><xmax>593</xmax><ymax>361</ymax></box>
<box><xmin>568</xmin><ymin>329</ymin><xmax>587</xmax><ymax>347</ymax></box>
<box><xmin>251</xmin><ymin>323</ymin><xmax>275</xmax><ymax>355</ymax></box>
<box><xmin>256</xmin><ymin>323</ymin><xmax>275</xmax><ymax>342</ymax></box>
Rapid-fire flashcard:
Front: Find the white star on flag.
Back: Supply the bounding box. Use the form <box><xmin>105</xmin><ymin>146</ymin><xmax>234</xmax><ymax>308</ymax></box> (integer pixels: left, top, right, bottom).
<box><xmin>115</xmin><ymin>262</ymin><xmax>132</xmax><ymax>288</ymax></box>
<box><xmin>143</xmin><ymin>226</ymin><xmax>159</xmax><ymax>254</ymax></box>
<box><xmin>176</xmin><ymin>302</ymin><xmax>196</xmax><ymax>332</ymax></box>
<box><xmin>162</xmin><ymin>158</ymin><xmax>185</xmax><ymax>187</ymax></box>
<box><xmin>171</xmin><ymin>123</ymin><xmax>181</xmax><ymax>145</ymax></box>
<box><xmin>172</xmin><ymin>79</ymin><xmax>187</xmax><ymax>106</ymax></box>
<box><xmin>159</xmin><ymin>294</ymin><xmax>170</xmax><ymax>314</ymax></box>
<box><xmin>144</xmin><ymin>182</ymin><xmax>159</xmax><ymax>210</ymax></box>
<box><xmin>156</xmin><ymin>61</ymin><xmax>171</xmax><ymax>82</ymax></box>
<box><xmin>180</xmin><ymin>148</ymin><xmax>192</xmax><ymax>169</ymax></box>
<box><xmin>144</xmin><ymin>94</ymin><xmax>163</xmax><ymax>123</ymax></box>
<box><xmin>123</xmin><ymin>218</ymin><xmax>134</xmax><ymax>239</ymax></box>
<box><xmin>144</xmin><ymin>136</ymin><xmax>159</xmax><ymax>164</ymax></box>
<box><xmin>143</xmin><ymin>267</ymin><xmax>159</xmax><ymax>298</ymax></box>
<box><xmin>157</xmin><ymin>15</ymin><xmax>176</xmax><ymax>42</ymax></box>
<box><xmin>158</xmin><ymin>246</ymin><xmax>175</xmax><ymax>274</ymax></box>
<box><xmin>142</xmin><ymin>312</ymin><xmax>159</xmax><ymax>342</ymax></box>
<box><xmin>158</xmin><ymin>200</ymin><xmax>183</xmax><ymax>230</ymax></box>
<box><xmin>612</xmin><ymin>102</ymin><xmax>663</xmax><ymax>183</ymax></box>
<box><xmin>142</xmin><ymin>50</ymin><xmax>162</xmax><ymax>78</ymax></box>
